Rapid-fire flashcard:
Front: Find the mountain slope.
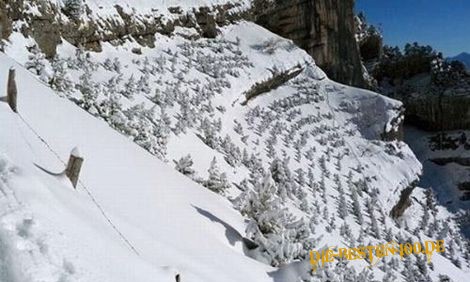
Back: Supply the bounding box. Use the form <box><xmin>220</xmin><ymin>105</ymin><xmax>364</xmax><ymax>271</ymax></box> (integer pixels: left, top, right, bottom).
<box><xmin>1</xmin><ymin>1</ymin><xmax>469</xmax><ymax>281</ymax></box>
<box><xmin>0</xmin><ymin>52</ymin><xmax>275</xmax><ymax>282</ymax></box>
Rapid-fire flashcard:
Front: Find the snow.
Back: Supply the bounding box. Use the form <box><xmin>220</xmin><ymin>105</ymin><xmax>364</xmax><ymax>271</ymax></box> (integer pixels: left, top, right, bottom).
<box><xmin>405</xmin><ymin>126</ymin><xmax>470</xmax><ymax>209</ymax></box>
<box><xmin>0</xmin><ymin>52</ymin><xmax>275</xmax><ymax>282</ymax></box>
<box><xmin>70</xmin><ymin>146</ymin><xmax>82</xmax><ymax>157</ymax></box>
<box><xmin>1</xmin><ymin>2</ymin><xmax>469</xmax><ymax>280</ymax></box>
<box><xmin>83</xmin><ymin>0</ymin><xmax>251</xmax><ymax>19</ymax></box>
<box><xmin>405</xmin><ymin>125</ymin><xmax>470</xmax><ymax>237</ymax></box>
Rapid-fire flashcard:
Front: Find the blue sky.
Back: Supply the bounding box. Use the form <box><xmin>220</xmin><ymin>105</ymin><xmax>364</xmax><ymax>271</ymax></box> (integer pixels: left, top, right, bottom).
<box><xmin>356</xmin><ymin>0</ymin><xmax>470</xmax><ymax>57</ymax></box>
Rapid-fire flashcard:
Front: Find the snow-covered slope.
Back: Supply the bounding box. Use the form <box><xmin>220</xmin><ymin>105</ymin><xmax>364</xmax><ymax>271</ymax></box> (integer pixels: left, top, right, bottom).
<box><xmin>405</xmin><ymin>126</ymin><xmax>470</xmax><ymax>238</ymax></box>
<box><xmin>0</xmin><ymin>53</ymin><xmax>275</xmax><ymax>282</ymax></box>
<box><xmin>1</xmin><ymin>1</ymin><xmax>470</xmax><ymax>281</ymax></box>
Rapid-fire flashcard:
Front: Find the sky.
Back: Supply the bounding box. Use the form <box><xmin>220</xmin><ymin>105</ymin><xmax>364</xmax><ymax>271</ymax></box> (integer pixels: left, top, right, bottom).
<box><xmin>356</xmin><ymin>0</ymin><xmax>470</xmax><ymax>57</ymax></box>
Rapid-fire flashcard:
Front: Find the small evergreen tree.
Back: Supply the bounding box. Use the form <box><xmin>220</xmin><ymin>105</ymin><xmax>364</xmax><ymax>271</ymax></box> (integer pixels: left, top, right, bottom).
<box><xmin>25</xmin><ymin>44</ymin><xmax>49</xmax><ymax>82</ymax></box>
<box><xmin>350</xmin><ymin>185</ymin><xmax>364</xmax><ymax>224</ymax></box>
<box><xmin>294</xmin><ymin>168</ymin><xmax>305</xmax><ymax>186</ymax></box>
<box><xmin>50</xmin><ymin>56</ymin><xmax>74</xmax><ymax>93</ymax></box>
<box><xmin>121</xmin><ymin>75</ymin><xmax>137</xmax><ymax>99</ymax></box>
<box><xmin>77</xmin><ymin>71</ymin><xmax>97</xmax><ymax>111</ymax></box>
<box><xmin>366</xmin><ymin>198</ymin><xmax>381</xmax><ymax>239</ymax></box>
<box><xmin>204</xmin><ymin>157</ymin><xmax>230</xmax><ymax>194</ymax></box>
<box><xmin>335</xmin><ymin>174</ymin><xmax>348</xmax><ymax>219</ymax></box>
<box><xmin>62</xmin><ymin>0</ymin><xmax>84</xmax><ymax>20</ymax></box>
<box><xmin>174</xmin><ymin>155</ymin><xmax>195</xmax><ymax>178</ymax></box>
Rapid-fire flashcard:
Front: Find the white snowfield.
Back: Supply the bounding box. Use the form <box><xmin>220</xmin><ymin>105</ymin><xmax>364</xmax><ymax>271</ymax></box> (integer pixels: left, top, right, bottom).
<box><xmin>0</xmin><ymin>53</ymin><xmax>275</xmax><ymax>282</ymax></box>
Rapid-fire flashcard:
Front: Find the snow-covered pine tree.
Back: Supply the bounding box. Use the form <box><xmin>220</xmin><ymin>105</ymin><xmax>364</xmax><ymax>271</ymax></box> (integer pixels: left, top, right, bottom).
<box><xmin>236</xmin><ymin>172</ymin><xmax>305</xmax><ymax>266</ymax></box>
<box><xmin>420</xmin><ymin>204</ymin><xmax>430</xmax><ymax>233</ymax></box>
<box><xmin>241</xmin><ymin>148</ymin><xmax>251</xmax><ymax>168</ymax></box>
<box><xmin>319</xmin><ymin>172</ymin><xmax>327</xmax><ymax>201</ymax></box>
<box><xmin>319</xmin><ymin>155</ymin><xmax>330</xmax><ymax>178</ymax></box>
<box><xmin>294</xmin><ymin>140</ymin><xmax>302</xmax><ymax>162</ymax></box>
<box><xmin>233</xmin><ymin>120</ymin><xmax>244</xmax><ymax>135</ymax></box>
<box><xmin>204</xmin><ymin>157</ymin><xmax>230</xmax><ymax>194</ymax></box>
<box><xmin>50</xmin><ymin>56</ymin><xmax>74</xmax><ymax>93</ymax></box>
<box><xmin>425</xmin><ymin>189</ymin><xmax>438</xmax><ymax>215</ymax></box>
<box><xmin>74</xmin><ymin>46</ymin><xmax>97</xmax><ymax>72</ymax></box>
<box><xmin>121</xmin><ymin>75</ymin><xmax>137</xmax><ymax>99</ymax></box>
<box><xmin>174</xmin><ymin>154</ymin><xmax>196</xmax><ymax>178</ymax></box>
<box><xmin>307</xmin><ymin>168</ymin><xmax>316</xmax><ymax>194</ymax></box>
<box><xmin>198</xmin><ymin>117</ymin><xmax>219</xmax><ymax>149</ymax></box>
<box><xmin>334</xmin><ymin>174</ymin><xmax>348</xmax><ymax>219</ymax></box>
<box><xmin>294</xmin><ymin>168</ymin><xmax>306</xmax><ymax>187</ymax></box>
<box><xmin>270</xmin><ymin>158</ymin><xmax>292</xmax><ymax>200</ymax></box>
<box><xmin>366</xmin><ymin>198</ymin><xmax>381</xmax><ymax>239</ymax></box>
<box><xmin>159</xmin><ymin>107</ymin><xmax>172</xmax><ymax>135</ymax></box>
<box><xmin>339</xmin><ymin>222</ymin><xmax>354</xmax><ymax>246</ymax></box>
<box><xmin>236</xmin><ymin>172</ymin><xmax>286</xmax><ymax>234</ymax></box>
<box><xmin>77</xmin><ymin>71</ymin><xmax>97</xmax><ymax>111</ymax></box>
<box><xmin>99</xmin><ymin>76</ymin><xmax>123</xmax><ymax>122</ymax></box>
<box><xmin>174</xmin><ymin>93</ymin><xmax>197</xmax><ymax>135</ymax></box>
<box><xmin>222</xmin><ymin>136</ymin><xmax>241</xmax><ymax>167</ymax></box>
<box><xmin>25</xmin><ymin>44</ymin><xmax>49</xmax><ymax>82</ymax></box>
<box><xmin>265</xmin><ymin>141</ymin><xmax>276</xmax><ymax>160</ymax></box>
<box><xmin>349</xmin><ymin>175</ymin><xmax>364</xmax><ymax>225</ymax></box>
<box><xmin>62</xmin><ymin>0</ymin><xmax>84</xmax><ymax>20</ymax></box>
<box><xmin>137</xmin><ymin>74</ymin><xmax>151</xmax><ymax>95</ymax></box>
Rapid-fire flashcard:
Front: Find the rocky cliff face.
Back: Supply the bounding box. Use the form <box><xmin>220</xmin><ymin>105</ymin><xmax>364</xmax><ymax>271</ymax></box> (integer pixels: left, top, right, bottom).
<box><xmin>405</xmin><ymin>87</ymin><xmax>470</xmax><ymax>131</ymax></box>
<box><xmin>0</xmin><ymin>0</ymin><xmax>246</xmax><ymax>57</ymax></box>
<box><xmin>252</xmin><ymin>0</ymin><xmax>365</xmax><ymax>87</ymax></box>
<box><xmin>0</xmin><ymin>0</ymin><xmax>13</xmax><ymax>48</ymax></box>
<box><xmin>2</xmin><ymin>0</ymin><xmax>367</xmax><ymax>88</ymax></box>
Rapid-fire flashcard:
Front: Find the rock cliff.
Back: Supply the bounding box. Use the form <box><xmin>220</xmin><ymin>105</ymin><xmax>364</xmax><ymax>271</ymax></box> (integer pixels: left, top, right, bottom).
<box><xmin>252</xmin><ymin>0</ymin><xmax>366</xmax><ymax>87</ymax></box>
<box><xmin>1</xmin><ymin>0</ymin><xmax>368</xmax><ymax>88</ymax></box>
<box><xmin>404</xmin><ymin>86</ymin><xmax>470</xmax><ymax>131</ymax></box>
<box><xmin>0</xmin><ymin>0</ymin><xmax>246</xmax><ymax>57</ymax></box>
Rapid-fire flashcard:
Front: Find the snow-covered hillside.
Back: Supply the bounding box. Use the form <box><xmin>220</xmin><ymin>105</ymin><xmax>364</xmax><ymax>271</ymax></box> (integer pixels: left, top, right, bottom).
<box><xmin>0</xmin><ymin>52</ymin><xmax>276</xmax><ymax>282</ymax></box>
<box><xmin>1</xmin><ymin>1</ymin><xmax>469</xmax><ymax>281</ymax></box>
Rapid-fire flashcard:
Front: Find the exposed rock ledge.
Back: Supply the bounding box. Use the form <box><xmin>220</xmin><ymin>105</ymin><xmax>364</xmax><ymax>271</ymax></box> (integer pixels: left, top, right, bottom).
<box><xmin>0</xmin><ymin>0</ymin><xmax>248</xmax><ymax>57</ymax></box>
<box><xmin>405</xmin><ymin>91</ymin><xmax>470</xmax><ymax>131</ymax></box>
<box><xmin>1</xmin><ymin>0</ymin><xmax>370</xmax><ymax>92</ymax></box>
<box><xmin>251</xmin><ymin>0</ymin><xmax>366</xmax><ymax>87</ymax></box>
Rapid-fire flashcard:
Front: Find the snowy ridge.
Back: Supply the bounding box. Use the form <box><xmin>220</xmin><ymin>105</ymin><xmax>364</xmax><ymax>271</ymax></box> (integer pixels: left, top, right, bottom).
<box><xmin>83</xmin><ymin>0</ymin><xmax>251</xmax><ymax>18</ymax></box>
<box><xmin>1</xmin><ymin>2</ymin><xmax>470</xmax><ymax>281</ymax></box>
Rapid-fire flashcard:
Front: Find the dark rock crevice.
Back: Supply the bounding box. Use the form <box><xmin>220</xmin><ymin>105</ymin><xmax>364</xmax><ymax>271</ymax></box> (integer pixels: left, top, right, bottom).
<box><xmin>404</xmin><ymin>90</ymin><xmax>470</xmax><ymax>131</ymax></box>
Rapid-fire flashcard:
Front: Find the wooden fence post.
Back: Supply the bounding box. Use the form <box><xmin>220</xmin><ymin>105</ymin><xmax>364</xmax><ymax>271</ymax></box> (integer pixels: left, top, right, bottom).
<box><xmin>7</xmin><ymin>68</ymin><xmax>18</xmax><ymax>112</ymax></box>
<box><xmin>65</xmin><ymin>147</ymin><xmax>84</xmax><ymax>188</ymax></box>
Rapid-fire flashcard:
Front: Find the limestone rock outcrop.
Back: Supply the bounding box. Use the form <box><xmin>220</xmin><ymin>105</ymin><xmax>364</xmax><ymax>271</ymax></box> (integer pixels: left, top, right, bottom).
<box><xmin>0</xmin><ymin>0</ymin><xmax>245</xmax><ymax>57</ymax></box>
<box><xmin>405</xmin><ymin>90</ymin><xmax>470</xmax><ymax>131</ymax></box>
<box><xmin>2</xmin><ymin>0</ymin><xmax>368</xmax><ymax>88</ymax></box>
<box><xmin>252</xmin><ymin>0</ymin><xmax>365</xmax><ymax>87</ymax></box>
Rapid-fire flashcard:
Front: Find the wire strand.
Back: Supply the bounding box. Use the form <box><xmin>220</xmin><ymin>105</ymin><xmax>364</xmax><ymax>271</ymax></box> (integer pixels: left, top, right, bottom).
<box><xmin>16</xmin><ymin>112</ymin><xmax>140</xmax><ymax>256</ymax></box>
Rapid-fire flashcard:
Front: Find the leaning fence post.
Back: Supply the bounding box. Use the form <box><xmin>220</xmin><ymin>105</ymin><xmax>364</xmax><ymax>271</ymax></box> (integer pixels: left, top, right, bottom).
<box><xmin>7</xmin><ymin>68</ymin><xmax>18</xmax><ymax>112</ymax></box>
<box><xmin>65</xmin><ymin>147</ymin><xmax>84</xmax><ymax>188</ymax></box>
